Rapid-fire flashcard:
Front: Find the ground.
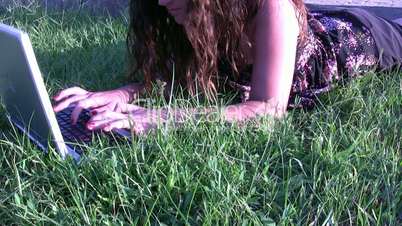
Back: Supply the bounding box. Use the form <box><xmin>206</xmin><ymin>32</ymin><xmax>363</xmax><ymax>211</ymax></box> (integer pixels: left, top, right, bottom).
<box><xmin>0</xmin><ymin>3</ymin><xmax>401</xmax><ymax>226</ymax></box>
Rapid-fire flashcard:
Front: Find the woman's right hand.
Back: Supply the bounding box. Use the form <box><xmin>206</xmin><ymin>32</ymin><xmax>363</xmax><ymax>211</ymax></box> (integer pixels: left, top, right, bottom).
<box><xmin>53</xmin><ymin>84</ymin><xmax>144</xmax><ymax>124</ymax></box>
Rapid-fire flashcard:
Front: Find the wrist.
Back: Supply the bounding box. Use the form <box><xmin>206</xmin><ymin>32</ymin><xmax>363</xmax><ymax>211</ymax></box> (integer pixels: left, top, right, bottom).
<box><xmin>117</xmin><ymin>83</ymin><xmax>145</xmax><ymax>102</ymax></box>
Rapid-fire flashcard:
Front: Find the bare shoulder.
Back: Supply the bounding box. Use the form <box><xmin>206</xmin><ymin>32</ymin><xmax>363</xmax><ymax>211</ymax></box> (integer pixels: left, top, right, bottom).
<box><xmin>257</xmin><ymin>0</ymin><xmax>299</xmax><ymax>26</ymax></box>
<box><xmin>257</xmin><ymin>0</ymin><xmax>297</xmax><ymax>21</ymax></box>
<box><xmin>251</xmin><ymin>0</ymin><xmax>300</xmax><ymax>50</ymax></box>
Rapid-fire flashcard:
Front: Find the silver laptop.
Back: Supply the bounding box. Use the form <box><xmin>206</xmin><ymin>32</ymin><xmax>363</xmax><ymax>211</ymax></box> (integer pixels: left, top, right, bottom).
<box><xmin>0</xmin><ymin>23</ymin><xmax>130</xmax><ymax>161</ymax></box>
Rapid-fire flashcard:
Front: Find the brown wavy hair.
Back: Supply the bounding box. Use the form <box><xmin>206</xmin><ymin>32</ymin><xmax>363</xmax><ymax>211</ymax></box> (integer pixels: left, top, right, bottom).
<box><xmin>127</xmin><ymin>0</ymin><xmax>307</xmax><ymax>101</ymax></box>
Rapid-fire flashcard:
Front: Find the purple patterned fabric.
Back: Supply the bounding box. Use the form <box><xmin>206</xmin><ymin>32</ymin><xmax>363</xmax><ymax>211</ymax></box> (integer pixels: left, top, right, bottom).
<box><xmin>225</xmin><ymin>10</ymin><xmax>379</xmax><ymax>108</ymax></box>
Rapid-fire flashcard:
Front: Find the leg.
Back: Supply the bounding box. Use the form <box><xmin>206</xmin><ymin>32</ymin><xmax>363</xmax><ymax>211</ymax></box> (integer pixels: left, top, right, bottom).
<box><xmin>393</xmin><ymin>18</ymin><xmax>402</xmax><ymax>26</ymax></box>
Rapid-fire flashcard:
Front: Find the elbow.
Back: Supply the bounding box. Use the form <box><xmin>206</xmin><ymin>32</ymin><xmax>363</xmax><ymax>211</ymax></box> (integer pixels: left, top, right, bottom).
<box><xmin>249</xmin><ymin>100</ymin><xmax>288</xmax><ymax>119</ymax></box>
<box><xmin>247</xmin><ymin>94</ymin><xmax>289</xmax><ymax>118</ymax></box>
<box><xmin>224</xmin><ymin>100</ymin><xmax>287</xmax><ymax>123</ymax></box>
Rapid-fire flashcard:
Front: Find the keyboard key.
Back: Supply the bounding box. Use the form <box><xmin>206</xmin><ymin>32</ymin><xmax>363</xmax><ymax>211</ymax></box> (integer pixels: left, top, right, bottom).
<box><xmin>56</xmin><ymin>107</ymin><xmax>94</xmax><ymax>145</ymax></box>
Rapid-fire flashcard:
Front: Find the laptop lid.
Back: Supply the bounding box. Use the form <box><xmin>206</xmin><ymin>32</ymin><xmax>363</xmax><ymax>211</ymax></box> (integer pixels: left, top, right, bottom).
<box><xmin>0</xmin><ymin>23</ymin><xmax>79</xmax><ymax>160</ymax></box>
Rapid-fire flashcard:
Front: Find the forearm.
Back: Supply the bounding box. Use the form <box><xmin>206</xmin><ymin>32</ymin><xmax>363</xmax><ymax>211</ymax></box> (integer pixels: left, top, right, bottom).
<box><xmin>223</xmin><ymin>100</ymin><xmax>287</xmax><ymax>122</ymax></box>
<box><xmin>168</xmin><ymin>100</ymin><xmax>286</xmax><ymax>125</ymax></box>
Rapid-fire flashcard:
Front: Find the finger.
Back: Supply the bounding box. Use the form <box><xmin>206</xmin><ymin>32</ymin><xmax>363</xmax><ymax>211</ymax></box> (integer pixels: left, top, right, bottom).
<box><xmin>103</xmin><ymin>119</ymin><xmax>132</xmax><ymax>132</ymax></box>
<box><xmin>53</xmin><ymin>94</ymin><xmax>89</xmax><ymax>112</ymax></box>
<box><xmin>88</xmin><ymin>111</ymin><xmax>126</xmax><ymax>122</ymax></box>
<box><xmin>115</xmin><ymin>103</ymin><xmax>144</xmax><ymax>113</ymax></box>
<box><xmin>71</xmin><ymin>99</ymin><xmax>100</xmax><ymax>124</ymax></box>
<box><xmin>132</xmin><ymin>122</ymin><xmax>158</xmax><ymax>136</ymax></box>
<box><xmin>86</xmin><ymin>118</ymin><xmax>117</xmax><ymax>130</ymax></box>
<box><xmin>133</xmin><ymin>123</ymin><xmax>145</xmax><ymax>135</ymax></box>
<box><xmin>91</xmin><ymin>103</ymin><xmax>117</xmax><ymax>114</ymax></box>
<box><xmin>53</xmin><ymin>87</ymin><xmax>88</xmax><ymax>101</ymax></box>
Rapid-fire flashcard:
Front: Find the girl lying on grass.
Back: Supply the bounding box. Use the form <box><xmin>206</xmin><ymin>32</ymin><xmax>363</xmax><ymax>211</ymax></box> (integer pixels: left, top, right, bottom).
<box><xmin>53</xmin><ymin>0</ymin><xmax>402</xmax><ymax>135</ymax></box>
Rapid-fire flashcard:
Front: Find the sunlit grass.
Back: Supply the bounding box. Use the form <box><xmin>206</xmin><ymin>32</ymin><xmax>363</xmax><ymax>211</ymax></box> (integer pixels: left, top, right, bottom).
<box><xmin>0</xmin><ymin>5</ymin><xmax>401</xmax><ymax>225</ymax></box>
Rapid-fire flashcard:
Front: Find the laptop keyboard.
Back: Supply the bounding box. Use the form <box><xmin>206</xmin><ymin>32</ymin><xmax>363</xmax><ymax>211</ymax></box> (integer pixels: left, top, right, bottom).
<box><xmin>55</xmin><ymin>107</ymin><xmax>93</xmax><ymax>144</ymax></box>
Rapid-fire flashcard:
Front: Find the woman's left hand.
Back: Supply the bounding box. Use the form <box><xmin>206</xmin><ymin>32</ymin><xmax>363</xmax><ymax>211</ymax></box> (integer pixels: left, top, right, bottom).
<box><xmin>86</xmin><ymin>104</ymin><xmax>169</xmax><ymax>135</ymax></box>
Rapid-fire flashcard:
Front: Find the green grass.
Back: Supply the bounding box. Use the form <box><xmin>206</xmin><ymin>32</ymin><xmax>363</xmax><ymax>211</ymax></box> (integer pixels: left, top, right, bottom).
<box><xmin>0</xmin><ymin>6</ymin><xmax>401</xmax><ymax>225</ymax></box>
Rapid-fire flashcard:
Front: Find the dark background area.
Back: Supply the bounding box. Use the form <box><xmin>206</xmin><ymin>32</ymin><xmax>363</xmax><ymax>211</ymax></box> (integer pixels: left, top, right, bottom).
<box><xmin>1</xmin><ymin>0</ymin><xmax>402</xmax><ymax>20</ymax></box>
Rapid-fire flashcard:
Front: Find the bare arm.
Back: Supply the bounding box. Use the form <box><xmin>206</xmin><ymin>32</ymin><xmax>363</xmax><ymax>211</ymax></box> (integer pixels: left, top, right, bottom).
<box><xmin>143</xmin><ymin>0</ymin><xmax>301</xmax><ymax>126</ymax></box>
<box><xmin>86</xmin><ymin>0</ymin><xmax>301</xmax><ymax>133</ymax></box>
<box><xmin>244</xmin><ymin>0</ymin><xmax>299</xmax><ymax>116</ymax></box>
<box><xmin>198</xmin><ymin>0</ymin><xmax>300</xmax><ymax>122</ymax></box>
<box><xmin>181</xmin><ymin>0</ymin><xmax>301</xmax><ymax>123</ymax></box>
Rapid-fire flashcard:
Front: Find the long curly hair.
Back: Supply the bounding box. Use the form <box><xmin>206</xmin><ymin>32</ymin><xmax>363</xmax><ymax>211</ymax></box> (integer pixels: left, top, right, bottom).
<box><xmin>127</xmin><ymin>0</ymin><xmax>307</xmax><ymax>101</ymax></box>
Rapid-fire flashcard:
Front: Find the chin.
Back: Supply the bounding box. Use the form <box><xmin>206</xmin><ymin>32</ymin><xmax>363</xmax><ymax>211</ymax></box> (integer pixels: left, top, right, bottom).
<box><xmin>174</xmin><ymin>16</ymin><xmax>185</xmax><ymax>25</ymax></box>
<box><xmin>175</xmin><ymin>19</ymin><xmax>184</xmax><ymax>25</ymax></box>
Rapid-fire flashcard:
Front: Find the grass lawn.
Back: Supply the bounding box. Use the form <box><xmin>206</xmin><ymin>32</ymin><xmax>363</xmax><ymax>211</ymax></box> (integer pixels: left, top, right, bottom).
<box><xmin>0</xmin><ymin>5</ymin><xmax>401</xmax><ymax>225</ymax></box>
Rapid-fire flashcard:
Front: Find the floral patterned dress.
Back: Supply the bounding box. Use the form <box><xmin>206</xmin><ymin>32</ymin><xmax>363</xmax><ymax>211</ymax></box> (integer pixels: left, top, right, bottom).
<box><xmin>223</xmin><ymin>8</ymin><xmax>402</xmax><ymax>108</ymax></box>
